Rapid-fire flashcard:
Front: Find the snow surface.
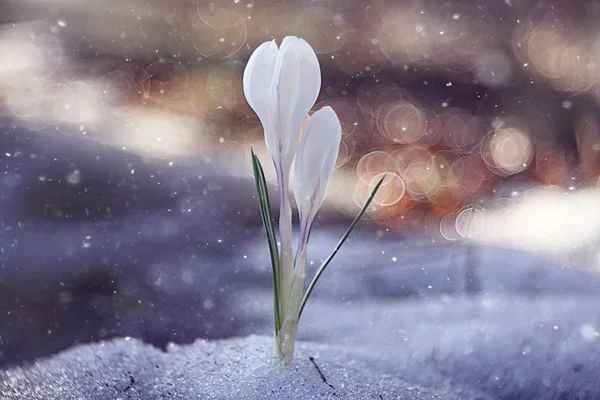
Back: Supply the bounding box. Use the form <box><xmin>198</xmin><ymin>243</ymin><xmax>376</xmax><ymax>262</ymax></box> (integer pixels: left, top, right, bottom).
<box><xmin>0</xmin><ymin>335</ymin><xmax>476</xmax><ymax>400</ymax></box>
<box><xmin>3</xmin><ymin>291</ymin><xmax>600</xmax><ymax>399</ymax></box>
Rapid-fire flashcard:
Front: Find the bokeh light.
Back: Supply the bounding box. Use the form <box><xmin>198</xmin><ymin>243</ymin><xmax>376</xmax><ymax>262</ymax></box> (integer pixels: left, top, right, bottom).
<box><xmin>2</xmin><ymin>0</ymin><xmax>600</xmax><ymax>272</ymax></box>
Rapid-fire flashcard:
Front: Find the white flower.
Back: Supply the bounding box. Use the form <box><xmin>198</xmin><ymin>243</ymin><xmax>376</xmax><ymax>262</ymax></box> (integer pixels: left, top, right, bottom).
<box><xmin>244</xmin><ymin>36</ymin><xmax>373</xmax><ymax>367</ymax></box>
<box><xmin>243</xmin><ymin>36</ymin><xmax>321</xmax><ymax>172</ymax></box>
<box><xmin>243</xmin><ymin>37</ymin><xmax>322</xmax><ymax>330</ymax></box>
<box><xmin>277</xmin><ymin>106</ymin><xmax>341</xmax><ymax>365</ymax></box>
<box><xmin>294</xmin><ymin>106</ymin><xmax>342</xmax><ymax>237</ymax></box>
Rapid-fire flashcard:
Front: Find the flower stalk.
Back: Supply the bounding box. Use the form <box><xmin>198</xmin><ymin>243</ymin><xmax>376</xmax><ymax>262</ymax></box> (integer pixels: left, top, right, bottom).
<box><xmin>244</xmin><ymin>36</ymin><xmax>384</xmax><ymax>365</ymax></box>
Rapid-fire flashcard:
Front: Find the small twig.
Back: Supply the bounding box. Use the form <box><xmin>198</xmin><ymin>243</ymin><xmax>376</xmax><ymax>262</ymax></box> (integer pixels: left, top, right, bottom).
<box><xmin>122</xmin><ymin>375</ymin><xmax>135</xmax><ymax>392</ymax></box>
<box><xmin>309</xmin><ymin>356</ymin><xmax>336</xmax><ymax>390</ymax></box>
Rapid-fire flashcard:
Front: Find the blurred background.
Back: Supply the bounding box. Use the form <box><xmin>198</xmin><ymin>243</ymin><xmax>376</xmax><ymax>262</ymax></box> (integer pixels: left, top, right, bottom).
<box><xmin>2</xmin><ymin>0</ymin><xmax>600</xmax><ymax>370</ymax></box>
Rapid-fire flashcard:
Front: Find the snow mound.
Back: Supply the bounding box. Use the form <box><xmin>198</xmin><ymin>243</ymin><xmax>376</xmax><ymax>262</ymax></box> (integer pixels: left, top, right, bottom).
<box><xmin>0</xmin><ymin>335</ymin><xmax>481</xmax><ymax>400</ymax></box>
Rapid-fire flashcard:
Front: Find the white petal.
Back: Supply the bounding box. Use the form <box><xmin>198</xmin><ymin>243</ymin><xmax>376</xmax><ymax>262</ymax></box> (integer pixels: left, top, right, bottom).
<box><xmin>270</xmin><ymin>36</ymin><xmax>321</xmax><ymax>165</ymax></box>
<box><xmin>243</xmin><ymin>40</ymin><xmax>279</xmax><ymax>152</ymax></box>
<box><xmin>294</xmin><ymin>106</ymin><xmax>342</xmax><ymax>224</ymax></box>
<box><xmin>318</xmin><ymin>131</ymin><xmax>341</xmax><ymax>209</ymax></box>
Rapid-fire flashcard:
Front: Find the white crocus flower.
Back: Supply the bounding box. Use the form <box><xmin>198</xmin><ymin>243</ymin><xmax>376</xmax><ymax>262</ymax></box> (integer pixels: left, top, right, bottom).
<box><xmin>294</xmin><ymin>106</ymin><xmax>342</xmax><ymax>242</ymax></box>
<box><xmin>243</xmin><ymin>36</ymin><xmax>321</xmax><ymax>334</ymax></box>
<box><xmin>278</xmin><ymin>106</ymin><xmax>342</xmax><ymax>363</ymax></box>
<box><xmin>245</xmin><ymin>36</ymin><xmax>384</xmax><ymax>366</ymax></box>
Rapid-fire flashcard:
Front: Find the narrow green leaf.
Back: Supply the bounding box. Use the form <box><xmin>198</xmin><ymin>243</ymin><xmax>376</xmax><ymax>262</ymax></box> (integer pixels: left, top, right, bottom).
<box><xmin>298</xmin><ymin>175</ymin><xmax>386</xmax><ymax>319</ymax></box>
<box><xmin>251</xmin><ymin>149</ymin><xmax>281</xmax><ymax>332</ymax></box>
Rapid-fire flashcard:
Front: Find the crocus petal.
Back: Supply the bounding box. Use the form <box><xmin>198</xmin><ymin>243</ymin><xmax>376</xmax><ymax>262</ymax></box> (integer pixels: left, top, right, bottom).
<box><xmin>271</xmin><ymin>37</ymin><xmax>321</xmax><ymax>165</ymax></box>
<box><xmin>293</xmin><ymin>106</ymin><xmax>342</xmax><ymax>226</ymax></box>
<box><xmin>318</xmin><ymin>132</ymin><xmax>341</xmax><ymax>208</ymax></box>
<box><xmin>243</xmin><ymin>36</ymin><xmax>321</xmax><ymax>172</ymax></box>
<box><xmin>243</xmin><ymin>40</ymin><xmax>279</xmax><ymax>152</ymax></box>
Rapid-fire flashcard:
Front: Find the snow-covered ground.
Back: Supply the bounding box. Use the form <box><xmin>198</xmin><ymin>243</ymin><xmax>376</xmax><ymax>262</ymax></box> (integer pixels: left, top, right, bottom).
<box><xmin>0</xmin><ymin>336</ymin><xmax>478</xmax><ymax>400</ymax></box>
<box><xmin>3</xmin><ymin>288</ymin><xmax>600</xmax><ymax>399</ymax></box>
<box><xmin>2</xmin><ymin>125</ymin><xmax>600</xmax><ymax>399</ymax></box>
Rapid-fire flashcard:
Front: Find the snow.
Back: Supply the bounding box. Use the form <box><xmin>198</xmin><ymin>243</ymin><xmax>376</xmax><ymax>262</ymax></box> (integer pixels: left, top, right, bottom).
<box><xmin>4</xmin><ymin>291</ymin><xmax>600</xmax><ymax>399</ymax></box>
<box><xmin>0</xmin><ymin>336</ymin><xmax>473</xmax><ymax>400</ymax></box>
